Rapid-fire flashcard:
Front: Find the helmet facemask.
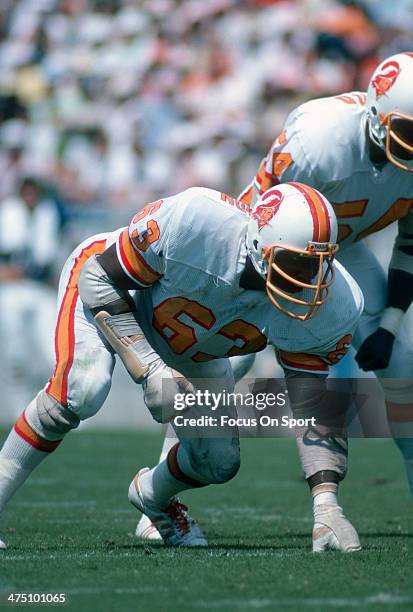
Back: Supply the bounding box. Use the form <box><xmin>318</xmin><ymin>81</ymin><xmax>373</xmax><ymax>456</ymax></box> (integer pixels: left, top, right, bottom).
<box><xmin>385</xmin><ymin>112</ymin><xmax>413</xmax><ymax>172</ymax></box>
<box><xmin>263</xmin><ymin>242</ymin><xmax>339</xmax><ymax>321</ymax></box>
<box><xmin>365</xmin><ymin>53</ymin><xmax>413</xmax><ymax>172</ymax></box>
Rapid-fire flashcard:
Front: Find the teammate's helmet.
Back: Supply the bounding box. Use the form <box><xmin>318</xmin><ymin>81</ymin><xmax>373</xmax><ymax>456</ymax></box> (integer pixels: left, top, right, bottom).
<box><xmin>246</xmin><ymin>182</ymin><xmax>338</xmax><ymax>321</ymax></box>
<box><xmin>366</xmin><ymin>52</ymin><xmax>413</xmax><ymax>172</ymax></box>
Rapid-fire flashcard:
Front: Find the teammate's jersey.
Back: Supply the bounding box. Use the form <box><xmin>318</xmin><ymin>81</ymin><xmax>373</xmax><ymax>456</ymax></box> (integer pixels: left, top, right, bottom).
<box><xmin>112</xmin><ymin>187</ymin><xmax>363</xmax><ymax>374</ymax></box>
<box><xmin>239</xmin><ymin>92</ymin><xmax>413</xmax><ymax>248</ymax></box>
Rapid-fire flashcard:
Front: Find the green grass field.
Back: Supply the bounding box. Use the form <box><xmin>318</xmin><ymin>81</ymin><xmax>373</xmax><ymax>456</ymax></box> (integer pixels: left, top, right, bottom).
<box><xmin>0</xmin><ymin>430</ymin><xmax>412</xmax><ymax>611</ymax></box>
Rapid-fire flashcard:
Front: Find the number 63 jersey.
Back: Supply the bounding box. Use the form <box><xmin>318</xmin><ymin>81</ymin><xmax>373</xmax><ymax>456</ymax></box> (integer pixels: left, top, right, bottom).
<box><xmin>115</xmin><ymin>187</ymin><xmax>364</xmax><ymax>375</ymax></box>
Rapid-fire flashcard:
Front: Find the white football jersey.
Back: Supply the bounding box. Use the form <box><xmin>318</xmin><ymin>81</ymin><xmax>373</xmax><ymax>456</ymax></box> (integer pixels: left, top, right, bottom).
<box><xmin>239</xmin><ymin>92</ymin><xmax>413</xmax><ymax>248</ymax></box>
<box><xmin>114</xmin><ymin>187</ymin><xmax>363</xmax><ymax>374</ymax></box>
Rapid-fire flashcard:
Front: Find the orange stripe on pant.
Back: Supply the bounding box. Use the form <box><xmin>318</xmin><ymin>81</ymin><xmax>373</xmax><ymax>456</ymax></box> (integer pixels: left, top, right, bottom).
<box><xmin>46</xmin><ymin>239</ymin><xmax>107</xmax><ymax>407</ymax></box>
<box><xmin>14</xmin><ymin>412</ymin><xmax>61</xmax><ymax>453</ymax></box>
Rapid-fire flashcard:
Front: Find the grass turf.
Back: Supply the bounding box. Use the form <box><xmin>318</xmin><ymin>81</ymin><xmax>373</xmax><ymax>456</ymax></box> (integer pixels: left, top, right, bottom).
<box><xmin>0</xmin><ymin>430</ymin><xmax>412</xmax><ymax>612</ymax></box>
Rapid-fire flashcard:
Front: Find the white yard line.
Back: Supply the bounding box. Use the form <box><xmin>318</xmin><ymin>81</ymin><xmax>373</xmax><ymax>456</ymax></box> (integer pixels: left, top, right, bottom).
<box><xmin>196</xmin><ymin>594</ymin><xmax>413</xmax><ymax>608</ymax></box>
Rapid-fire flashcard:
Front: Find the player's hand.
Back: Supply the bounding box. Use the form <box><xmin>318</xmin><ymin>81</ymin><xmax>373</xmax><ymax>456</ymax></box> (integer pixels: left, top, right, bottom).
<box><xmin>355</xmin><ymin>327</ymin><xmax>395</xmax><ymax>371</ymax></box>
<box><xmin>142</xmin><ymin>360</ymin><xmax>196</xmax><ymax>423</ymax></box>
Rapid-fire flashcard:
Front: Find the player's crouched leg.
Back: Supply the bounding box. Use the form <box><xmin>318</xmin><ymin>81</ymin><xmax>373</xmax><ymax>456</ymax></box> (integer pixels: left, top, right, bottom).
<box><xmin>0</xmin><ymin>390</ymin><xmax>80</xmax><ymax>549</ymax></box>
<box><xmin>0</xmin><ymin>352</ymin><xmax>112</xmax><ymax>549</ymax></box>
<box><xmin>130</xmin><ymin>360</ymin><xmax>239</xmax><ymax>546</ymax></box>
<box><xmin>129</xmin><ymin>438</ymin><xmax>240</xmax><ymax>548</ymax></box>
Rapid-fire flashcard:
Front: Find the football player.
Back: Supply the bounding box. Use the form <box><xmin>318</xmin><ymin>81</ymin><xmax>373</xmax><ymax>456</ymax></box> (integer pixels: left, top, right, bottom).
<box><xmin>0</xmin><ymin>183</ymin><xmax>363</xmax><ymax>551</ymax></box>
<box><xmin>137</xmin><ymin>52</ymin><xmax>413</xmax><ymax>546</ymax></box>
<box><xmin>236</xmin><ymin>52</ymin><xmax>413</xmax><ymax>503</ymax></box>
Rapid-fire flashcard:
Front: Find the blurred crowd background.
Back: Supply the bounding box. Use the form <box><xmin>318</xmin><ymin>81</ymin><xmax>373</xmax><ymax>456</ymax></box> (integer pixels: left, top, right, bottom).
<box><xmin>0</xmin><ymin>0</ymin><xmax>411</xmax><ymax>422</ymax></box>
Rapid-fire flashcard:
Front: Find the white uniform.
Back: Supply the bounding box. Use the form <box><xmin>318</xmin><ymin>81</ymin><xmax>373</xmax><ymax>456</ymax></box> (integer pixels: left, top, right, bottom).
<box><xmin>239</xmin><ymin>93</ymin><xmax>413</xmax><ymax>392</ymax></box>
<box><xmin>118</xmin><ymin>187</ymin><xmax>362</xmax><ymax>375</ymax></box>
<box><xmin>47</xmin><ymin>187</ymin><xmax>363</xmax><ymax>422</ymax></box>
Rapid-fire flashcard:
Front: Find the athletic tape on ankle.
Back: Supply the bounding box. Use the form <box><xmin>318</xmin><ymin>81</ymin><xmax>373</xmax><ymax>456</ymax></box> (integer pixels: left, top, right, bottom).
<box><xmin>312</xmin><ymin>482</ymin><xmax>338</xmax><ymax>497</ymax></box>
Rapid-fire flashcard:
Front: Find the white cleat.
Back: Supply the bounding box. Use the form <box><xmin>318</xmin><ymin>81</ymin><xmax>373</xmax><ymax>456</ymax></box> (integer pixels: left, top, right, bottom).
<box><xmin>312</xmin><ymin>504</ymin><xmax>361</xmax><ymax>553</ymax></box>
<box><xmin>135</xmin><ymin>513</ymin><xmax>162</xmax><ymax>541</ymax></box>
<box><xmin>0</xmin><ymin>538</ymin><xmax>7</xmax><ymax>550</ymax></box>
<box><xmin>128</xmin><ymin>468</ymin><xmax>208</xmax><ymax>547</ymax></box>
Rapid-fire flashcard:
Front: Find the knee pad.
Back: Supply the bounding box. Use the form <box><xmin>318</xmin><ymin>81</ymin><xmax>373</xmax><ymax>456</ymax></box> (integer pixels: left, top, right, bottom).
<box><xmin>186</xmin><ymin>439</ymin><xmax>241</xmax><ymax>485</ymax></box>
<box><xmin>25</xmin><ymin>390</ymin><xmax>80</xmax><ymax>441</ymax></box>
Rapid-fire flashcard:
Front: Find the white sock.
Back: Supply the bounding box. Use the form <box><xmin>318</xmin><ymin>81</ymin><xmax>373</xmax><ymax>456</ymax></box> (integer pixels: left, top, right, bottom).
<box><xmin>158</xmin><ymin>425</ymin><xmax>179</xmax><ymax>462</ymax></box>
<box><xmin>0</xmin><ymin>414</ymin><xmax>61</xmax><ymax>514</ymax></box>
<box><xmin>140</xmin><ymin>461</ymin><xmax>188</xmax><ymax>508</ymax></box>
<box><xmin>140</xmin><ymin>443</ymin><xmax>206</xmax><ymax>509</ymax></box>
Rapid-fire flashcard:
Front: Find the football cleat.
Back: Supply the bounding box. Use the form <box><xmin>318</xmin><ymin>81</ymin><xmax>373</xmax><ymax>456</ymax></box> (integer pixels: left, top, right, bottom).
<box><xmin>135</xmin><ymin>513</ymin><xmax>162</xmax><ymax>541</ymax></box>
<box><xmin>128</xmin><ymin>468</ymin><xmax>208</xmax><ymax>547</ymax></box>
<box><xmin>0</xmin><ymin>537</ymin><xmax>7</xmax><ymax>550</ymax></box>
<box><xmin>312</xmin><ymin>504</ymin><xmax>361</xmax><ymax>553</ymax></box>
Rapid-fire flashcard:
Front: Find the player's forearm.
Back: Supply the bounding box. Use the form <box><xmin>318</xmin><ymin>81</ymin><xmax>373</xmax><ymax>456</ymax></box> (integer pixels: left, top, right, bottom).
<box><xmin>354</xmin><ymin>222</ymin><xmax>413</xmax><ymax>371</ymax></box>
<box><xmin>381</xmin><ymin>217</ymin><xmax>413</xmax><ymax>329</ymax></box>
<box><xmin>284</xmin><ymin>369</ymin><xmax>347</xmax><ymax>428</ymax></box>
<box><xmin>386</xmin><ymin>266</ymin><xmax>413</xmax><ymax>312</ymax></box>
<box><xmin>284</xmin><ymin>369</ymin><xmax>348</xmax><ymax>482</ymax></box>
<box><xmin>379</xmin><ymin>242</ymin><xmax>413</xmax><ymax>336</ymax></box>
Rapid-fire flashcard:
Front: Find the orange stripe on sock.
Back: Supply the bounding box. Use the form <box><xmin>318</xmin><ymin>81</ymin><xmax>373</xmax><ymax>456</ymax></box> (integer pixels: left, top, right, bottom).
<box><xmin>167</xmin><ymin>443</ymin><xmax>206</xmax><ymax>488</ymax></box>
<box><xmin>47</xmin><ymin>239</ymin><xmax>107</xmax><ymax>406</ymax></box>
<box><xmin>14</xmin><ymin>413</ymin><xmax>61</xmax><ymax>453</ymax></box>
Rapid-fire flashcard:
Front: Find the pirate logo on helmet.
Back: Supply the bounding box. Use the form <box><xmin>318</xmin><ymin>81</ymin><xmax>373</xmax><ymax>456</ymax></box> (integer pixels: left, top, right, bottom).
<box><xmin>371</xmin><ymin>60</ymin><xmax>401</xmax><ymax>99</ymax></box>
<box><xmin>253</xmin><ymin>189</ymin><xmax>283</xmax><ymax>231</ymax></box>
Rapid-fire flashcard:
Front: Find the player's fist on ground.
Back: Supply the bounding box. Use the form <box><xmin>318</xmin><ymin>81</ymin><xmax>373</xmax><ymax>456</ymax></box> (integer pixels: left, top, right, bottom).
<box><xmin>313</xmin><ymin>504</ymin><xmax>361</xmax><ymax>553</ymax></box>
<box><xmin>142</xmin><ymin>360</ymin><xmax>196</xmax><ymax>423</ymax></box>
<box><xmin>355</xmin><ymin>327</ymin><xmax>395</xmax><ymax>371</ymax></box>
